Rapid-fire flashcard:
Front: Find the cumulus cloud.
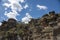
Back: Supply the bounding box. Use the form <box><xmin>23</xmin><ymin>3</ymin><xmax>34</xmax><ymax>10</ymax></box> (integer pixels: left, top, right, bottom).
<box><xmin>3</xmin><ymin>3</ymin><xmax>11</xmax><ymax>8</ymax></box>
<box><xmin>22</xmin><ymin>13</ymin><xmax>32</xmax><ymax>24</ymax></box>
<box><xmin>4</xmin><ymin>11</ymin><xmax>19</xmax><ymax>20</ymax></box>
<box><xmin>37</xmin><ymin>5</ymin><xmax>47</xmax><ymax>10</ymax></box>
<box><xmin>19</xmin><ymin>0</ymin><xmax>25</xmax><ymax>3</ymax></box>
<box><xmin>2</xmin><ymin>0</ymin><xmax>25</xmax><ymax>20</ymax></box>
<box><xmin>0</xmin><ymin>22</ymin><xmax>2</xmax><ymax>26</ymax></box>
<box><xmin>24</xmin><ymin>4</ymin><xmax>29</xmax><ymax>9</ymax></box>
<box><xmin>1</xmin><ymin>17</ymin><xmax>5</xmax><ymax>20</ymax></box>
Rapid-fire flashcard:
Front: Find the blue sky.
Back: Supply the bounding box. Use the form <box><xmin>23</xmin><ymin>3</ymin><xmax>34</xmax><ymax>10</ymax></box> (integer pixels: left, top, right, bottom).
<box><xmin>0</xmin><ymin>0</ymin><xmax>60</xmax><ymax>23</ymax></box>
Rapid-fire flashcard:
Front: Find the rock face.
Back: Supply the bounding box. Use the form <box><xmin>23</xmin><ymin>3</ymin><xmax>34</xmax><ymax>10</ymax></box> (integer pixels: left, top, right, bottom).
<box><xmin>0</xmin><ymin>11</ymin><xmax>60</xmax><ymax>40</ymax></box>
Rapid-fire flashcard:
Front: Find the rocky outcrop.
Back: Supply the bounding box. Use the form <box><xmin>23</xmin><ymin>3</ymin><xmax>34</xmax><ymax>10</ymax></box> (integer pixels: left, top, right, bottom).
<box><xmin>0</xmin><ymin>11</ymin><xmax>60</xmax><ymax>40</ymax></box>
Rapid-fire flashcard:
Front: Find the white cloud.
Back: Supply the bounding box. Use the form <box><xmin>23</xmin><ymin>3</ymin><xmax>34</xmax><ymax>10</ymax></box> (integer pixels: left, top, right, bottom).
<box><xmin>3</xmin><ymin>0</ymin><xmax>24</xmax><ymax>11</ymax></box>
<box><xmin>10</xmin><ymin>3</ymin><xmax>23</xmax><ymax>12</ymax></box>
<box><xmin>1</xmin><ymin>17</ymin><xmax>5</xmax><ymax>20</ymax></box>
<box><xmin>19</xmin><ymin>0</ymin><xmax>25</xmax><ymax>3</ymax></box>
<box><xmin>24</xmin><ymin>4</ymin><xmax>29</xmax><ymax>9</ymax></box>
<box><xmin>2</xmin><ymin>0</ymin><xmax>25</xmax><ymax>20</ymax></box>
<box><xmin>8</xmin><ymin>0</ymin><xmax>25</xmax><ymax>3</ymax></box>
<box><xmin>3</xmin><ymin>3</ymin><xmax>11</xmax><ymax>8</ymax></box>
<box><xmin>22</xmin><ymin>13</ymin><xmax>32</xmax><ymax>24</ymax></box>
<box><xmin>4</xmin><ymin>11</ymin><xmax>19</xmax><ymax>20</ymax></box>
<box><xmin>0</xmin><ymin>22</ymin><xmax>2</xmax><ymax>26</ymax></box>
<box><xmin>37</xmin><ymin>5</ymin><xmax>47</xmax><ymax>10</ymax></box>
